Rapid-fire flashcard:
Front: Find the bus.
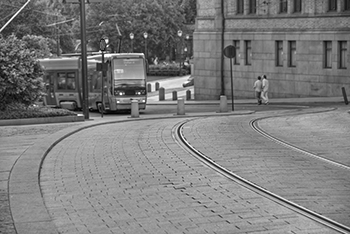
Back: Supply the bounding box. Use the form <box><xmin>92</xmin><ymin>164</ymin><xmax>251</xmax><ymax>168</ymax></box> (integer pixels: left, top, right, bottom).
<box><xmin>87</xmin><ymin>53</ymin><xmax>148</xmax><ymax>112</ymax></box>
<box><xmin>39</xmin><ymin>53</ymin><xmax>148</xmax><ymax>112</ymax></box>
<box><xmin>39</xmin><ymin>57</ymin><xmax>100</xmax><ymax>110</ymax></box>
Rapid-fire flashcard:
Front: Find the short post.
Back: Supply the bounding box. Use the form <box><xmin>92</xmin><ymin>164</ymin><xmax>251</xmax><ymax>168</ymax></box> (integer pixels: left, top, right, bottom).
<box><xmin>131</xmin><ymin>100</ymin><xmax>139</xmax><ymax>118</ymax></box>
<box><xmin>186</xmin><ymin>90</ymin><xmax>191</xmax><ymax>100</ymax></box>
<box><xmin>172</xmin><ymin>91</ymin><xmax>177</xmax><ymax>100</ymax></box>
<box><xmin>177</xmin><ymin>98</ymin><xmax>185</xmax><ymax>115</ymax></box>
<box><xmin>147</xmin><ymin>83</ymin><xmax>152</xmax><ymax>92</ymax></box>
<box><xmin>219</xmin><ymin>95</ymin><xmax>228</xmax><ymax>112</ymax></box>
<box><xmin>341</xmin><ymin>87</ymin><xmax>349</xmax><ymax>105</ymax></box>
<box><xmin>159</xmin><ymin>87</ymin><xmax>165</xmax><ymax>101</ymax></box>
<box><xmin>155</xmin><ymin>82</ymin><xmax>160</xmax><ymax>91</ymax></box>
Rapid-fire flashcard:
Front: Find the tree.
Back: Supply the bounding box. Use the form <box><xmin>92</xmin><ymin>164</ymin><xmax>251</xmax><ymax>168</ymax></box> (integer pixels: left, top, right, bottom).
<box><xmin>22</xmin><ymin>35</ymin><xmax>53</xmax><ymax>58</ymax></box>
<box><xmin>0</xmin><ymin>0</ymin><xmax>76</xmax><ymax>55</ymax></box>
<box><xmin>0</xmin><ymin>34</ymin><xmax>45</xmax><ymax>110</ymax></box>
<box><xmin>85</xmin><ymin>0</ymin><xmax>188</xmax><ymax>60</ymax></box>
<box><xmin>183</xmin><ymin>0</ymin><xmax>197</xmax><ymax>24</ymax></box>
<box><xmin>0</xmin><ymin>0</ymin><xmax>196</xmax><ymax>57</ymax></box>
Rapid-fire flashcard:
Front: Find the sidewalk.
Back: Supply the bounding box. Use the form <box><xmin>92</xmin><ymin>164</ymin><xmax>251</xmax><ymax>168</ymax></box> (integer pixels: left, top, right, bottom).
<box><xmin>0</xmin><ymin>97</ymin><xmax>349</xmax><ymax>234</ymax></box>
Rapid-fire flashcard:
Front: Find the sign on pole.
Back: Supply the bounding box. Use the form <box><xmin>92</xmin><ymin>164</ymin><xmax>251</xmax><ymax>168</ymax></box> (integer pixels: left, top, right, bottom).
<box><xmin>223</xmin><ymin>45</ymin><xmax>236</xmax><ymax>111</ymax></box>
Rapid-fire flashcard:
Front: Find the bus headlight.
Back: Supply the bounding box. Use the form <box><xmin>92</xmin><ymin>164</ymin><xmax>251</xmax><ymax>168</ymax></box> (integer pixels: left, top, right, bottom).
<box><xmin>115</xmin><ymin>91</ymin><xmax>125</xmax><ymax>96</ymax></box>
<box><xmin>135</xmin><ymin>90</ymin><xmax>146</xmax><ymax>95</ymax></box>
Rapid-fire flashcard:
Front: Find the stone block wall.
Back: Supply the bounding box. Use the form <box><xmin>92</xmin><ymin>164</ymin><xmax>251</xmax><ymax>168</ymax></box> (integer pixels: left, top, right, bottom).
<box><xmin>194</xmin><ymin>0</ymin><xmax>350</xmax><ymax>100</ymax></box>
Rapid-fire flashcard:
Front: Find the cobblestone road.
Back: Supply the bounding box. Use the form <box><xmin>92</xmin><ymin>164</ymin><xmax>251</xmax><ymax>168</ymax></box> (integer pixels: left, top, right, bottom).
<box><xmin>40</xmin><ymin>115</ymin><xmax>339</xmax><ymax>234</ymax></box>
<box><xmin>0</xmin><ymin>123</ymin><xmax>80</xmax><ymax>234</ymax></box>
<box><xmin>182</xmin><ymin>108</ymin><xmax>350</xmax><ymax>227</ymax></box>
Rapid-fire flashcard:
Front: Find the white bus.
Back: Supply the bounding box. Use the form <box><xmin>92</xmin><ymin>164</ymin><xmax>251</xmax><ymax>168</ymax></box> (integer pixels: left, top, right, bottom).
<box><xmin>88</xmin><ymin>53</ymin><xmax>148</xmax><ymax>112</ymax></box>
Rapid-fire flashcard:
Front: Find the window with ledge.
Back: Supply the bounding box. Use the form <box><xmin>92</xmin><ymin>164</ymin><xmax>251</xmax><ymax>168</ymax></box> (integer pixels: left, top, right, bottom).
<box><xmin>329</xmin><ymin>0</ymin><xmax>337</xmax><ymax>11</ymax></box>
<box><xmin>294</xmin><ymin>0</ymin><xmax>302</xmax><ymax>12</ymax></box>
<box><xmin>233</xmin><ymin>40</ymin><xmax>240</xmax><ymax>65</ymax></box>
<box><xmin>288</xmin><ymin>41</ymin><xmax>296</xmax><ymax>67</ymax></box>
<box><xmin>339</xmin><ymin>41</ymin><xmax>347</xmax><ymax>69</ymax></box>
<box><xmin>276</xmin><ymin>41</ymin><xmax>283</xmax><ymax>67</ymax></box>
<box><xmin>345</xmin><ymin>0</ymin><xmax>350</xmax><ymax>10</ymax></box>
<box><xmin>280</xmin><ymin>0</ymin><xmax>288</xmax><ymax>13</ymax></box>
<box><xmin>245</xmin><ymin>40</ymin><xmax>252</xmax><ymax>66</ymax></box>
<box><xmin>249</xmin><ymin>0</ymin><xmax>257</xmax><ymax>14</ymax></box>
<box><xmin>237</xmin><ymin>0</ymin><xmax>244</xmax><ymax>14</ymax></box>
<box><xmin>324</xmin><ymin>41</ymin><xmax>332</xmax><ymax>69</ymax></box>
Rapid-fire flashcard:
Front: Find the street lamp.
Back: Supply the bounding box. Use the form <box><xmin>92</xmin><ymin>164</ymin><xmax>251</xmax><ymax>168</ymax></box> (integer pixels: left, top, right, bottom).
<box><xmin>143</xmin><ymin>32</ymin><xmax>148</xmax><ymax>60</ymax></box>
<box><xmin>129</xmin><ymin>33</ymin><xmax>134</xmax><ymax>53</ymax></box>
<box><xmin>99</xmin><ymin>37</ymin><xmax>108</xmax><ymax>118</ymax></box>
<box><xmin>177</xmin><ymin>30</ymin><xmax>183</xmax><ymax>75</ymax></box>
<box><xmin>185</xmin><ymin>34</ymin><xmax>190</xmax><ymax>57</ymax></box>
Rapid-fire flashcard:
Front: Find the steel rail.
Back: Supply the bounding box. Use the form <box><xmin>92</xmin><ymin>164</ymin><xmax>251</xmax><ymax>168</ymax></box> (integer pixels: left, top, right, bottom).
<box><xmin>250</xmin><ymin>118</ymin><xmax>350</xmax><ymax>171</ymax></box>
<box><xmin>172</xmin><ymin>119</ymin><xmax>350</xmax><ymax>234</ymax></box>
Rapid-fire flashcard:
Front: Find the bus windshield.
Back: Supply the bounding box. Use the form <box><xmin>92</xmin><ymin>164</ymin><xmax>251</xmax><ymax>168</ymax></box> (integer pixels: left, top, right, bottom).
<box><xmin>113</xmin><ymin>58</ymin><xmax>145</xmax><ymax>88</ymax></box>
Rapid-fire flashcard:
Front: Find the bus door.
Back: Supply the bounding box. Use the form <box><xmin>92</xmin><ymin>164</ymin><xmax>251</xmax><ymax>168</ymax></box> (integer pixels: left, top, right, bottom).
<box><xmin>44</xmin><ymin>72</ymin><xmax>57</xmax><ymax>106</ymax></box>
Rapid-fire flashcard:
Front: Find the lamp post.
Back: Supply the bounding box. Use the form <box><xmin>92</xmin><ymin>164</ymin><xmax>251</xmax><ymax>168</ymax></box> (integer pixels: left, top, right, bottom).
<box><xmin>129</xmin><ymin>33</ymin><xmax>134</xmax><ymax>53</ymax></box>
<box><xmin>177</xmin><ymin>30</ymin><xmax>183</xmax><ymax>76</ymax></box>
<box><xmin>143</xmin><ymin>32</ymin><xmax>148</xmax><ymax>60</ymax></box>
<box><xmin>99</xmin><ymin>37</ymin><xmax>108</xmax><ymax>118</ymax></box>
<box><xmin>185</xmin><ymin>34</ymin><xmax>190</xmax><ymax>57</ymax></box>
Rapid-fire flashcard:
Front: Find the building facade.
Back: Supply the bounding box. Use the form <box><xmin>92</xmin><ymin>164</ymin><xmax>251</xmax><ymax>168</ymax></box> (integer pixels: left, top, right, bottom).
<box><xmin>194</xmin><ymin>0</ymin><xmax>350</xmax><ymax>99</ymax></box>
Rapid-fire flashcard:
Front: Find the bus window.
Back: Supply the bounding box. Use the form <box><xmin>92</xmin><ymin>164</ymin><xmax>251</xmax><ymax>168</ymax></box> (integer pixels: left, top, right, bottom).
<box><xmin>91</xmin><ymin>73</ymin><xmax>102</xmax><ymax>90</ymax></box>
<box><xmin>66</xmin><ymin>73</ymin><xmax>76</xmax><ymax>90</ymax></box>
<box><xmin>113</xmin><ymin>58</ymin><xmax>145</xmax><ymax>80</ymax></box>
<box><xmin>57</xmin><ymin>72</ymin><xmax>76</xmax><ymax>90</ymax></box>
<box><xmin>57</xmin><ymin>73</ymin><xmax>66</xmax><ymax>90</ymax></box>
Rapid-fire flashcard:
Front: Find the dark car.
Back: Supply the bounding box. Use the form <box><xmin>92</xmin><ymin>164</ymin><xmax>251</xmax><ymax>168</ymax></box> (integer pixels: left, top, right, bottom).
<box><xmin>182</xmin><ymin>76</ymin><xmax>194</xmax><ymax>87</ymax></box>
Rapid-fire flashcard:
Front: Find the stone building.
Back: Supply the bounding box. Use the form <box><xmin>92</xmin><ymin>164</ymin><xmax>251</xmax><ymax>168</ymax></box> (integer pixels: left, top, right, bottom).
<box><xmin>194</xmin><ymin>0</ymin><xmax>350</xmax><ymax>100</ymax></box>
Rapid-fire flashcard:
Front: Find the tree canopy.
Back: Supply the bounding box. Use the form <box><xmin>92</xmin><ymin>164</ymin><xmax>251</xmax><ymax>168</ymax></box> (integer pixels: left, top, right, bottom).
<box><xmin>0</xmin><ymin>0</ymin><xmax>196</xmax><ymax>59</ymax></box>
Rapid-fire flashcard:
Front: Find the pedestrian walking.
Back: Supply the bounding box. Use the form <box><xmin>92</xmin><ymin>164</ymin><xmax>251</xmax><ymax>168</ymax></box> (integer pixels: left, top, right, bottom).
<box><xmin>253</xmin><ymin>76</ymin><xmax>263</xmax><ymax>105</ymax></box>
<box><xmin>261</xmin><ymin>75</ymin><xmax>269</xmax><ymax>105</ymax></box>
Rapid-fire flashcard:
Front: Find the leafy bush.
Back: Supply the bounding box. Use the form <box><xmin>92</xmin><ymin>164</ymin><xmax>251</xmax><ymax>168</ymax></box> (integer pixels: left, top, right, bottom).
<box><xmin>0</xmin><ymin>104</ymin><xmax>77</xmax><ymax>120</ymax></box>
<box><xmin>0</xmin><ymin>34</ymin><xmax>46</xmax><ymax>111</ymax></box>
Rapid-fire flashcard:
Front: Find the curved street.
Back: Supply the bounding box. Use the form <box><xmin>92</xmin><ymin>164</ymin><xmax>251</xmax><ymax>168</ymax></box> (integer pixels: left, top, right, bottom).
<box><xmin>1</xmin><ymin>101</ymin><xmax>349</xmax><ymax>234</ymax></box>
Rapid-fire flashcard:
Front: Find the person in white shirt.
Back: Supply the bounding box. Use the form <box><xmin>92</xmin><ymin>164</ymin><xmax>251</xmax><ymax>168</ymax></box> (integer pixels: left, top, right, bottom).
<box><xmin>253</xmin><ymin>76</ymin><xmax>262</xmax><ymax>105</ymax></box>
<box><xmin>261</xmin><ymin>75</ymin><xmax>269</xmax><ymax>105</ymax></box>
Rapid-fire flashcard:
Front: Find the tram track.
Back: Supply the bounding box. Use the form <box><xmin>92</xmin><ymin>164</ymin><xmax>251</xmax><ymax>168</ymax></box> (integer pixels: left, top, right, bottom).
<box><xmin>173</xmin><ymin>118</ymin><xmax>350</xmax><ymax>234</ymax></box>
<box><xmin>250</xmin><ymin>117</ymin><xmax>350</xmax><ymax>171</ymax></box>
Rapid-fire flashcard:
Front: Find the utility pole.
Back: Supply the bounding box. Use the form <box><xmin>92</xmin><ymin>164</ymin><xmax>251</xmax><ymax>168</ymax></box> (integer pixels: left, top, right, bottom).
<box><xmin>79</xmin><ymin>0</ymin><xmax>89</xmax><ymax>119</ymax></box>
<box><xmin>63</xmin><ymin>0</ymin><xmax>102</xmax><ymax>119</ymax></box>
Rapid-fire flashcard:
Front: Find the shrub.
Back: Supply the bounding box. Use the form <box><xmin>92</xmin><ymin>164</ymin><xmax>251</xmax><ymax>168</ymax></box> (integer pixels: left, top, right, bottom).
<box><xmin>0</xmin><ymin>104</ymin><xmax>77</xmax><ymax>120</ymax></box>
<box><xmin>0</xmin><ymin>34</ymin><xmax>46</xmax><ymax>111</ymax></box>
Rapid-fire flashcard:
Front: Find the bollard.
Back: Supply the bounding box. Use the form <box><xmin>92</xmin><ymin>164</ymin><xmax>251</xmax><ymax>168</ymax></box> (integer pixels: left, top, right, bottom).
<box><xmin>219</xmin><ymin>95</ymin><xmax>228</xmax><ymax>112</ymax></box>
<box><xmin>147</xmin><ymin>83</ymin><xmax>152</xmax><ymax>92</ymax></box>
<box><xmin>155</xmin><ymin>82</ymin><xmax>160</xmax><ymax>91</ymax></box>
<box><xmin>172</xmin><ymin>91</ymin><xmax>177</xmax><ymax>100</ymax></box>
<box><xmin>177</xmin><ymin>98</ymin><xmax>185</xmax><ymax>115</ymax></box>
<box><xmin>159</xmin><ymin>87</ymin><xmax>165</xmax><ymax>101</ymax></box>
<box><xmin>131</xmin><ymin>100</ymin><xmax>139</xmax><ymax>118</ymax></box>
<box><xmin>341</xmin><ymin>87</ymin><xmax>349</xmax><ymax>105</ymax></box>
<box><xmin>186</xmin><ymin>90</ymin><xmax>191</xmax><ymax>100</ymax></box>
